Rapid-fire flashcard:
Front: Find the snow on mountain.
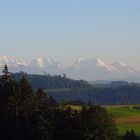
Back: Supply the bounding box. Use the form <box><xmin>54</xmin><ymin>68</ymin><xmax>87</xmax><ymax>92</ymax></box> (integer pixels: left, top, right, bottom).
<box><xmin>111</xmin><ymin>61</ymin><xmax>136</xmax><ymax>73</ymax></box>
<box><xmin>30</xmin><ymin>57</ymin><xmax>64</xmax><ymax>68</ymax></box>
<box><xmin>66</xmin><ymin>58</ymin><xmax>139</xmax><ymax>80</ymax></box>
<box><xmin>28</xmin><ymin>57</ymin><xmax>65</xmax><ymax>75</ymax></box>
<box><xmin>0</xmin><ymin>55</ymin><xmax>138</xmax><ymax>81</ymax></box>
<box><xmin>30</xmin><ymin>57</ymin><xmax>49</xmax><ymax>68</ymax></box>
<box><xmin>0</xmin><ymin>55</ymin><xmax>27</xmax><ymax>66</ymax></box>
<box><xmin>73</xmin><ymin>58</ymin><xmax>118</xmax><ymax>71</ymax></box>
<box><xmin>96</xmin><ymin>58</ymin><xmax>119</xmax><ymax>71</ymax></box>
<box><xmin>78</xmin><ymin>58</ymin><xmax>84</xmax><ymax>63</ymax></box>
<box><xmin>66</xmin><ymin>58</ymin><xmax>122</xmax><ymax>80</ymax></box>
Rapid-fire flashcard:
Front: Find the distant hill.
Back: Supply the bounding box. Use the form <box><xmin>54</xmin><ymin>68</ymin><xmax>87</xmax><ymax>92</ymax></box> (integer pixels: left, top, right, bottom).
<box><xmin>11</xmin><ymin>72</ymin><xmax>90</xmax><ymax>90</ymax></box>
<box><xmin>11</xmin><ymin>72</ymin><xmax>140</xmax><ymax>105</ymax></box>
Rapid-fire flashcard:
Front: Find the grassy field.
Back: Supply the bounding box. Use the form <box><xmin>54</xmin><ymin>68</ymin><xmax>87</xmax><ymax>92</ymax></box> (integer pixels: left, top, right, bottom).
<box><xmin>107</xmin><ymin>106</ymin><xmax>140</xmax><ymax>118</ymax></box>
<box><xmin>106</xmin><ymin>105</ymin><xmax>140</xmax><ymax>139</ymax></box>
<box><xmin>67</xmin><ymin>105</ymin><xmax>82</xmax><ymax>110</ymax></box>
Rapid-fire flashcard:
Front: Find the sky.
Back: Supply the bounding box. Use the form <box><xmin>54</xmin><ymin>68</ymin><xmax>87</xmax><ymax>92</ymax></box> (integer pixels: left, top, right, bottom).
<box><xmin>0</xmin><ymin>0</ymin><xmax>140</xmax><ymax>68</ymax></box>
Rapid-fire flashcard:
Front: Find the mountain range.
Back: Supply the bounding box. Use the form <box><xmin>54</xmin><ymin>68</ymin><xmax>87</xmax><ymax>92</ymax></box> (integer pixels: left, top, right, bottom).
<box><xmin>0</xmin><ymin>55</ymin><xmax>139</xmax><ymax>82</ymax></box>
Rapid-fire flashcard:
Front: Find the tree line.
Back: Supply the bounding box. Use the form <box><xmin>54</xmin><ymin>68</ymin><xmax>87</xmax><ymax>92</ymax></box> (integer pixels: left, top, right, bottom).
<box><xmin>11</xmin><ymin>72</ymin><xmax>90</xmax><ymax>89</ymax></box>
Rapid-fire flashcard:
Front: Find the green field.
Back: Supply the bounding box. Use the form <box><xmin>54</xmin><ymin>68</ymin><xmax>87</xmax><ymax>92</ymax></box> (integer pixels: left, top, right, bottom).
<box><xmin>107</xmin><ymin>106</ymin><xmax>140</xmax><ymax>118</ymax></box>
<box><xmin>106</xmin><ymin>105</ymin><xmax>140</xmax><ymax>139</ymax></box>
<box><xmin>67</xmin><ymin>105</ymin><xmax>82</xmax><ymax>110</ymax></box>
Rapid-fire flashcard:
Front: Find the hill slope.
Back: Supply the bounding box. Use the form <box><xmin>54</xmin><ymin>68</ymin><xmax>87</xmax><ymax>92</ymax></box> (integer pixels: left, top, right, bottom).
<box><xmin>11</xmin><ymin>72</ymin><xmax>140</xmax><ymax>105</ymax></box>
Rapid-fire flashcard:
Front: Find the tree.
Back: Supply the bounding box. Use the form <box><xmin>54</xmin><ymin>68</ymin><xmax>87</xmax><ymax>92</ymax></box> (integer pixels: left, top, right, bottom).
<box><xmin>29</xmin><ymin>88</ymin><xmax>51</xmax><ymax>140</ymax></box>
<box><xmin>48</xmin><ymin>95</ymin><xmax>57</xmax><ymax>109</ymax></box>
<box><xmin>0</xmin><ymin>65</ymin><xmax>15</xmax><ymax>139</ymax></box>
<box><xmin>63</xmin><ymin>73</ymin><xmax>67</xmax><ymax>79</ymax></box>
<box><xmin>123</xmin><ymin>129</ymin><xmax>137</xmax><ymax>140</ymax></box>
<box><xmin>34</xmin><ymin>88</ymin><xmax>47</xmax><ymax>111</ymax></box>
<box><xmin>81</xmin><ymin>105</ymin><xmax>117</xmax><ymax>140</ymax></box>
<box><xmin>87</xmin><ymin>99</ymin><xmax>94</xmax><ymax>106</ymax></box>
<box><xmin>52</xmin><ymin>107</ymin><xmax>83</xmax><ymax>140</ymax></box>
<box><xmin>1</xmin><ymin>65</ymin><xmax>11</xmax><ymax>81</ymax></box>
<box><xmin>60</xmin><ymin>97</ymin><xmax>65</xmax><ymax>109</ymax></box>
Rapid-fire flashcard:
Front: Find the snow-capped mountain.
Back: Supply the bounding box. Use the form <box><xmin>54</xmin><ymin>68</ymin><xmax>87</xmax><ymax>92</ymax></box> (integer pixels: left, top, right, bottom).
<box><xmin>0</xmin><ymin>55</ymin><xmax>27</xmax><ymax>66</ymax></box>
<box><xmin>28</xmin><ymin>57</ymin><xmax>65</xmax><ymax>75</ymax></box>
<box><xmin>30</xmin><ymin>57</ymin><xmax>63</xmax><ymax>68</ymax></box>
<box><xmin>0</xmin><ymin>55</ymin><xmax>138</xmax><ymax>81</ymax></box>
<box><xmin>69</xmin><ymin>58</ymin><xmax>137</xmax><ymax>80</ymax></box>
<box><xmin>73</xmin><ymin>58</ymin><xmax>118</xmax><ymax>71</ymax></box>
<box><xmin>111</xmin><ymin>61</ymin><xmax>136</xmax><ymax>73</ymax></box>
<box><xmin>67</xmin><ymin>58</ymin><xmax>121</xmax><ymax>80</ymax></box>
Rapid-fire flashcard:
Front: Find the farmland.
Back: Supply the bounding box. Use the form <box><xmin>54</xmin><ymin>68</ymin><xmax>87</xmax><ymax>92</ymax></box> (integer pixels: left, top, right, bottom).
<box><xmin>107</xmin><ymin>105</ymin><xmax>140</xmax><ymax>139</ymax></box>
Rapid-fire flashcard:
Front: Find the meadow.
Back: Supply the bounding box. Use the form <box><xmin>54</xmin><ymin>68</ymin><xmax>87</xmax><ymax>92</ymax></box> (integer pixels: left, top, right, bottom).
<box><xmin>107</xmin><ymin>105</ymin><xmax>140</xmax><ymax>139</ymax></box>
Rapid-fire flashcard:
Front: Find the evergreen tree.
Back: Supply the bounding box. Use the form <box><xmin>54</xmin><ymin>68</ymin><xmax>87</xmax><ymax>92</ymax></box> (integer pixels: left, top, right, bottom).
<box><xmin>60</xmin><ymin>97</ymin><xmax>65</xmax><ymax>109</ymax></box>
<box><xmin>34</xmin><ymin>88</ymin><xmax>47</xmax><ymax>112</ymax></box>
<box><xmin>0</xmin><ymin>65</ymin><xmax>14</xmax><ymax>139</ymax></box>
<box><xmin>123</xmin><ymin>129</ymin><xmax>137</xmax><ymax>140</ymax></box>
<box><xmin>130</xmin><ymin>129</ymin><xmax>137</xmax><ymax>140</ymax></box>
<box><xmin>52</xmin><ymin>107</ymin><xmax>83</xmax><ymax>140</ymax></box>
<box><xmin>81</xmin><ymin>105</ymin><xmax>117</xmax><ymax>140</ymax></box>
<box><xmin>87</xmin><ymin>99</ymin><xmax>94</xmax><ymax>106</ymax></box>
<box><xmin>48</xmin><ymin>95</ymin><xmax>57</xmax><ymax>108</ymax></box>
<box><xmin>1</xmin><ymin>64</ymin><xmax>11</xmax><ymax>82</ymax></box>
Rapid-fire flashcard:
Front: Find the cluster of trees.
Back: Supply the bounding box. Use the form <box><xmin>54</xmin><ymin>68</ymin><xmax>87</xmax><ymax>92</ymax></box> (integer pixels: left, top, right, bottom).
<box><xmin>11</xmin><ymin>72</ymin><xmax>90</xmax><ymax>89</ymax></box>
<box><xmin>48</xmin><ymin>84</ymin><xmax>140</xmax><ymax>105</ymax></box>
<box><xmin>0</xmin><ymin>65</ymin><xmax>117</xmax><ymax>140</ymax></box>
<box><xmin>123</xmin><ymin>130</ymin><xmax>137</xmax><ymax>140</ymax></box>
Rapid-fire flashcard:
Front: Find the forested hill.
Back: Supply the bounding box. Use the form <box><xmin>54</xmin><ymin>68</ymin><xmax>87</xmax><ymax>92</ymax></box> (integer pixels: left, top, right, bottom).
<box><xmin>11</xmin><ymin>72</ymin><xmax>140</xmax><ymax>105</ymax></box>
<box><xmin>11</xmin><ymin>72</ymin><xmax>90</xmax><ymax>89</ymax></box>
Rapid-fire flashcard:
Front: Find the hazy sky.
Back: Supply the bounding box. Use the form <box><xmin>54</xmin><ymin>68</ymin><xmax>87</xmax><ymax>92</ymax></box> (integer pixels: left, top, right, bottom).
<box><xmin>0</xmin><ymin>0</ymin><xmax>140</xmax><ymax>68</ymax></box>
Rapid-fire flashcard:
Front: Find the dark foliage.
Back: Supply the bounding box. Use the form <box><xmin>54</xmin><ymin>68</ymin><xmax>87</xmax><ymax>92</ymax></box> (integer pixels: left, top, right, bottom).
<box><xmin>11</xmin><ymin>72</ymin><xmax>90</xmax><ymax>89</ymax></box>
<box><xmin>0</xmin><ymin>66</ymin><xmax>117</xmax><ymax>140</ymax></box>
<box><xmin>81</xmin><ymin>105</ymin><xmax>117</xmax><ymax>140</ymax></box>
<box><xmin>123</xmin><ymin>130</ymin><xmax>137</xmax><ymax>140</ymax></box>
<box><xmin>48</xmin><ymin>84</ymin><xmax>140</xmax><ymax>105</ymax></box>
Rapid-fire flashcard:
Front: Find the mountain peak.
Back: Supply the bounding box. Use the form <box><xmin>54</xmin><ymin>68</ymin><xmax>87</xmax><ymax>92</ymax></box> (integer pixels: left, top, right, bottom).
<box><xmin>73</xmin><ymin>58</ymin><xmax>116</xmax><ymax>71</ymax></box>
<box><xmin>36</xmin><ymin>57</ymin><xmax>46</xmax><ymax>68</ymax></box>
<box><xmin>30</xmin><ymin>57</ymin><xmax>64</xmax><ymax>68</ymax></box>
<box><xmin>112</xmin><ymin>61</ymin><xmax>136</xmax><ymax>73</ymax></box>
<box><xmin>0</xmin><ymin>55</ymin><xmax>26</xmax><ymax>66</ymax></box>
<box><xmin>96</xmin><ymin>58</ymin><xmax>107</xmax><ymax>66</ymax></box>
<box><xmin>78</xmin><ymin>58</ymin><xmax>84</xmax><ymax>63</ymax></box>
<box><xmin>113</xmin><ymin>61</ymin><xmax>128</xmax><ymax>67</ymax></box>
